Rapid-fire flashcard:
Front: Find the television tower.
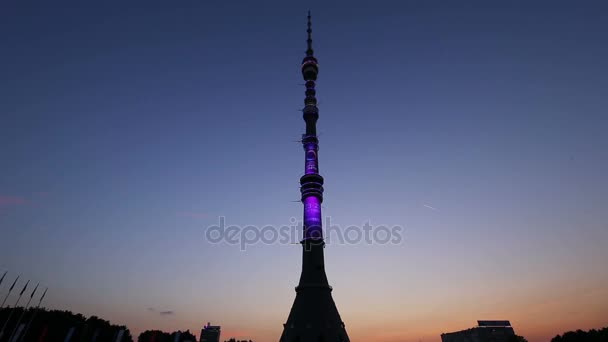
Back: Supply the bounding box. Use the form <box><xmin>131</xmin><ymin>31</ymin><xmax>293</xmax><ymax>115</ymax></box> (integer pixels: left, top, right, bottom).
<box><xmin>280</xmin><ymin>12</ymin><xmax>350</xmax><ymax>342</ymax></box>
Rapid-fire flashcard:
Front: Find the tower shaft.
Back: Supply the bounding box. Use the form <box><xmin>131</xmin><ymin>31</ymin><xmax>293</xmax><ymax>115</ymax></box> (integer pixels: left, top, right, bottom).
<box><xmin>280</xmin><ymin>12</ymin><xmax>350</xmax><ymax>342</ymax></box>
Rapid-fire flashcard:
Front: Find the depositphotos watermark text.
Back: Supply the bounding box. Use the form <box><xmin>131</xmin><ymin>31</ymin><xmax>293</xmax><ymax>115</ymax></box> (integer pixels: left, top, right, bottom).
<box><xmin>204</xmin><ymin>217</ymin><xmax>404</xmax><ymax>251</ymax></box>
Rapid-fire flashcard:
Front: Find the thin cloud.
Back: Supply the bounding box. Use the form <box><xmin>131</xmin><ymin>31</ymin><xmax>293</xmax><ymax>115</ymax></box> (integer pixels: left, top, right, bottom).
<box><xmin>0</xmin><ymin>195</ymin><xmax>27</xmax><ymax>206</ymax></box>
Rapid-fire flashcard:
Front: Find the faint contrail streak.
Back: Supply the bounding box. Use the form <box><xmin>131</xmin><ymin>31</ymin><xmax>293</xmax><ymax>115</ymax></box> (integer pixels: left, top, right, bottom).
<box><xmin>423</xmin><ymin>204</ymin><xmax>438</xmax><ymax>211</ymax></box>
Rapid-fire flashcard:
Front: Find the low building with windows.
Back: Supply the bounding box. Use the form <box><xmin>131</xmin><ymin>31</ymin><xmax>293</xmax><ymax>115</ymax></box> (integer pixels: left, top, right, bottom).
<box><xmin>441</xmin><ymin>320</ymin><xmax>516</xmax><ymax>342</ymax></box>
<box><xmin>200</xmin><ymin>323</ymin><xmax>221</xmax><ymax>342</ymax></box>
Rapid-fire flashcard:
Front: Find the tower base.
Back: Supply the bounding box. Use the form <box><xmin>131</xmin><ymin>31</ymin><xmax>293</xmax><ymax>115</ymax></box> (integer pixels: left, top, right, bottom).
<box><xmin>280</xmin><ymin>285</ymin><xmax>350</xmax><ymax>342</ymax></box>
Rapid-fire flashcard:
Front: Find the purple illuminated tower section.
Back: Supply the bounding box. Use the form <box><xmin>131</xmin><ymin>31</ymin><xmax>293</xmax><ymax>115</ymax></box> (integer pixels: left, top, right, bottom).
<box><xmin>280</xmin><ymin>13</ymin><xmax>350</xmax><ymax>342</ymax></box>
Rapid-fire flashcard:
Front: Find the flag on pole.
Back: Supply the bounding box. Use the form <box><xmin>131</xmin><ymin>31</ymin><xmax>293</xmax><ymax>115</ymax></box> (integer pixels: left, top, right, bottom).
<box><xmin>9</xmin><ymin>323</ymin><xmax>25</xmax><ymax>342</ymax></box>
<box><xmin>115</xmin><ymin>329</ymin><xmax>124</xmax><ymax>342</ymax></box>
<box><xmin>39</xmin><ymin>288</ymin><xmax>47</xmax><ymax>303</ymax></box>
<box><xmin>19</xmin><ymin>280</ymin><xmax>29</xmax><ymax>296</ymax></box>
<box><xmin>63</xmin><ymin>327</ymin><xmax>75</xmax><ymax>342</ymax></box>
<box><xmin>29</xmin><ymin>283</ymin><xmax>39</xmax><ymax>298</ymax></box>
<box><xmin>91</xmin><ymin>328</ymin><xmax>100</xmax><ymax>342</ymax></box>
<box><xmin>0</xmin><ymin>271</ymin><xmax>6</xmax><ymax>286</ymax></box>
<box><xmin>9</xmin><ymin>276</ymin><xmax>19</xmax><ymax>292</ymax></box>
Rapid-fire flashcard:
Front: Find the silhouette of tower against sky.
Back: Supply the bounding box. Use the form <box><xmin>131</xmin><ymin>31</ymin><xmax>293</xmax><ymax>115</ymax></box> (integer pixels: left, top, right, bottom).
<box><xmin>280</xmin><ymin>13</ymin><xmax>350</xmax><ymax>342</ymax></box>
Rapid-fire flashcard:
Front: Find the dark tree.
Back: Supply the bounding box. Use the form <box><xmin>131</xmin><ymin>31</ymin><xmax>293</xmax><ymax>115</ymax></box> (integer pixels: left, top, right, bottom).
<box><xmin>139</xmin><ymin>329</ymin><xmax>197</xmax><ymax>342</ymax></box>
<box><xmin>551</xmin><ymin>327</ymin><xmax>608</xmax><ymax>342</ymax></box>
<box><xmin>138</xmin><ymin>329</ymin><xmax>171</xmax><ymax>342</ymax></box>
<box><xmin>0</xmin><ymin>307</ymin><xmax>132</xmax><ymax>342</ymax></box>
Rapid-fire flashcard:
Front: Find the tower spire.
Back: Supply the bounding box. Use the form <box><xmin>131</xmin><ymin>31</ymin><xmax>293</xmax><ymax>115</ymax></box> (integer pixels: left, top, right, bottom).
<box><xmin>306</xmin><ymin>11</ymin><xmax>314</xmax><ymax>57</ymax></box>
<box><xmin>280</xmin><ymin>13</ymin><xmax>350</xmax><ymax>342</ymax></box>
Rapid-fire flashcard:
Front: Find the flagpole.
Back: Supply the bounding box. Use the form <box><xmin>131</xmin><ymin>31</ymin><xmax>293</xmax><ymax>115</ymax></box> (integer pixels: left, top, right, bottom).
<box><xmin>0</xmin><ymin>280</ymin><xmax>29</xmax><ymax>340</ymax></box>
<box><xmin>18</xmin><ymin>288</ymin><xmax>47</xmax><ymax>342</ymax></box>
<box><xmin>0</xmin><ymin>275</ymin><xmax>18</xmax><ymax>310</ymax></box>
<box><xmin>0</xmin><ymin>292</ymin><xmax>10</xmax><ymax>310</ymax></box>
<box><xmin>0</xmin><ymin>293</ymin><xmax>8</xmax><ymax>310</ymax></box>
<box><xmin>7</xmin><ymin>283</ymin><xmax>38</xmax><ymax>342</ymax></box>
<box><xmin>0</xmin><ymin>271</ymin><xmax>7</xmax><ymax>288</ymax></box>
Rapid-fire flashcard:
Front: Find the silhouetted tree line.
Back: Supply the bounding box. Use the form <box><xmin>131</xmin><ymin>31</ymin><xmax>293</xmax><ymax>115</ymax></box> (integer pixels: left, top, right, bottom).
<box><xmin>137</xmin><ymin>329</ymin><xmax>196</xmax><ymax>342</ymax></box>
<box><xmin>552</xmin><ymin>327</ymin><xmax>608</xmax><ymax>342</ymax></box>
<box><xmin>0</xmin><ymin>307</ymin><xmax>132</xmax><ymax>342</ymax></box>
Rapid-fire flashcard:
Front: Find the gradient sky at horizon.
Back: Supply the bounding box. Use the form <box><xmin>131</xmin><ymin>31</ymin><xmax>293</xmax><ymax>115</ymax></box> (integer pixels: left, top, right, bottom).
<box><xmin>1</xmin><ymin>1</ymin><xmax>607</xmax><ymax>341</ymax></box>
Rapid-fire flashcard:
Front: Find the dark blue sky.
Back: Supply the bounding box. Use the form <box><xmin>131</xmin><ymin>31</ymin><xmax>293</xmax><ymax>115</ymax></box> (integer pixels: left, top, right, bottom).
<box><xmin>1</xmin><ymin>1</ymin><xmax>607</xmax><ymax>341</ymax></box>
